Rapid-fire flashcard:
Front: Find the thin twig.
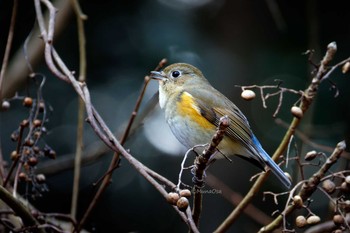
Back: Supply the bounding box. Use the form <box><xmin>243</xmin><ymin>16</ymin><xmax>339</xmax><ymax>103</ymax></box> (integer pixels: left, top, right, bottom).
<box><xmin>76</xmin><ymin>59</ymin><xmax>167</xmax><ymax>231</ymax></box>
<box><xmin>4</xmin><ymin>122</ymin><xmax>26</xmax><ymax>187</ymax></box>
<box><xmin>70</xmin><ymin>0</ymin><xmax>87</xmax><ymax>223</ymax></box>
<box><xmin>0</xmin><ymin>0</ymin><xmax>18</xmax><ymax>183</ymax></box>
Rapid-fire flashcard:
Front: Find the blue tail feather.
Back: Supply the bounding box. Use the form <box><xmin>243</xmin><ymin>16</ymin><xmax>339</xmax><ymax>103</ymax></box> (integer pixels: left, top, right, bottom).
<box><xmin>252</xmin><ymin>136</ymin><xmax>291</xmax><ymax>188</ymax></box>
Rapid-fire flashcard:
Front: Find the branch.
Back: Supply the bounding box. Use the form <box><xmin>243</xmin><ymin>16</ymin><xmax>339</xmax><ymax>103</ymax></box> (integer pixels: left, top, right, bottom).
<box><xmin>215</xmin><ymin>42</ymin><xmax>347</xmax><ymax>232</ymax></box>
<box><xmin>76</xmin><ymin>59</ymin><xmax>166</xmax><ymax>231</ymax></box>
<box><xmin>0</xmin><ymin>186</ymin><xmax>45</xmax><ymax>233</ymax></box>
<box><xmin>192</xmin><ymin>116</ymin><xmax>229</xmax><ymax>226</ymax></box>
<box><xmin>259</xmin><ymin>140</ymin><xmax>346</xmax><ymax>232</ymax></box>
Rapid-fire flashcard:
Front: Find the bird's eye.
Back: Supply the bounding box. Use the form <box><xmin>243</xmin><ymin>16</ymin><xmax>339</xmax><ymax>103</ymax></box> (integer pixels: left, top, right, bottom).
<box><xmin>171</xmin><ymin>70</ymin><xmax>181</xmax><ymax>78</ymax></box>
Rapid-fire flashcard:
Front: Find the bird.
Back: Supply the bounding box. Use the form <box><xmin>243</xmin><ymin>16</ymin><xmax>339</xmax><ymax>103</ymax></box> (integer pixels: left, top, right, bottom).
<box><xmin>150</xmin><ymin>63</ymin><xmax>291</xmax><ymax>188</ymax></box>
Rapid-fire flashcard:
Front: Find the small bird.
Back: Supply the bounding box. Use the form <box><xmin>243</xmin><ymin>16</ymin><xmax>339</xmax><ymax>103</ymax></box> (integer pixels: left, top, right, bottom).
<box><xmin>150</xmin><ymin>63</ymin><xmax>291</xmax><ymax>188</ymax></box>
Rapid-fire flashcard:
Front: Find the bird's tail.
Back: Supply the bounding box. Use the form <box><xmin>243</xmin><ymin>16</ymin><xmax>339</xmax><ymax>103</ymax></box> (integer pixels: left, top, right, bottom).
<box><xmin>252</xmin><ymin>137</ymin><xmax>291</xmax><ymax>188</ymax></box>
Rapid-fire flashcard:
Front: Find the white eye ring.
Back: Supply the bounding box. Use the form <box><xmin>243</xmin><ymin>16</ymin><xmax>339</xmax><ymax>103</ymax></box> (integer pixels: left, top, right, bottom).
<box><xmin>171</xmin><ymin>70</ymin><xmax>181</xmax><ymax>78</ymax></box>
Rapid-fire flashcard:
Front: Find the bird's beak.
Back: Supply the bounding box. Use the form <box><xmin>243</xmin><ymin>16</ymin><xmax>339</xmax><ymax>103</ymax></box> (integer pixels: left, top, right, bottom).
<box><xmin>150</xmin><ymin>71</ymin><xmax>167</xmax><ymax>81</ymax></box>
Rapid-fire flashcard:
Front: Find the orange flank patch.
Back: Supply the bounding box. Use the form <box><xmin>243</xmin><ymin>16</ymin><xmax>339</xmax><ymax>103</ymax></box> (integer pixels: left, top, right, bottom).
<box><xmin>176</xmin><ymin>92</ymin><xmax>214</xmax><ymax>130</ymax></box>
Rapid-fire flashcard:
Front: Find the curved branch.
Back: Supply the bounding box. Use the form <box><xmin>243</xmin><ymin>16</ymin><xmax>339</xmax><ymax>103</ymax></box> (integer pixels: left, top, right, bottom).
<box><xmin>0</xmin><ymin>186</ymin><xmax>45</xmax><ymax>233</ymax></box>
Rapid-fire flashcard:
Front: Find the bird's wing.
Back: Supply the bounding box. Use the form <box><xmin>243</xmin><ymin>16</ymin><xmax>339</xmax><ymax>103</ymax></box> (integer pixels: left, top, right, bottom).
<box><xmin>186</xmin><ymin>89</ymin><xmax>265</xmax><ymax>167</ymax></box>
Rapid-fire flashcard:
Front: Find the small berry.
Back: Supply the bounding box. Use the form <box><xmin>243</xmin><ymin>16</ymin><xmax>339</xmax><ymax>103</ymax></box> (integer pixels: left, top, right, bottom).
<box><xmin>176</xmin><ymin>197</ymin><xmax>189</xmax><ymax>211</ymax></box>
<box><xmin>34</xmin><ymin>131</ymin><xmax>41</xmax><ymax>139</ymax></box>
<box><xmin>345</xmin><ymin>176</ymin><xmax>350</xmax><ymax>184</ymax></box>
<box><xmin>340</xmin><ymin>182</ymin><xmax>350</xmax><ymax>193</ymax></box>
<box><xmin>48</xmin><ymin>150</ymin><xmax>56</xmax><ymax>159</ymax></box>
<box><xmin>38</xmin><ymin>101</ymin><xmax>45</xmax><ymax>112</ymax></box>
<box><xmin>23</xmin><ymin>97</ymin><xmax>33</xmax><ymax>107</ymax></box>
<box><xmin>306</xmin><ymin>215</ymin><xmax>321</xmax><ymax>225</ymax></box>
<box><xmin>179</xmin><ymin>189</ymin><xmax>191</xmax><ymax>198</ymax></box>
<box><xmin>24</xmin><ymin>139</ymin><xmax>34</xmax><ymax>147</ymax></box>
<box><xmin>1</xmin><ymin>100</ymin><xmax>10</xmax><ymax>110</ymax></box>
<box><xmin>10</xmin><ymin>131</ymin><xmax>19</xmax><ymax>141</ymax></box>
<box><xmin>295</xmin><ymin>215</ymin><xmax>307</xmax><ymax>228</ymax></box>
<box><xmin>33</xmin><ymin>119</ymin><xmax>42</xmax><ymax>127</ymax></box>
<box><xmin>291</xmin><ymin>106</ymin><xmax>303</xmax><ymax>118</ymax></box>
<box><xmin>343</xmin><ymin>200</ymin><xmax>350</xmax><ymax>212</ymax></box>
<box><xmin>10</xmin><ymin>151</ymin><xmax>19</xmax><ymax>160</ymax></box>
<box><xmin>333</xmin><ymin>214</ymin><xmax>344</xmax><ymax>226</ymax></box>
<box><xmin>20</xmin><ymin>119</ymin><xmax>29</xmax><ymax>127</ymax></box>
<box><xmin>241</xmin><ymin>90</ymin><xmax>256</xmax><ymax>101</ymax></box>
<box><xmin>166</xmin><ymin>192</ymin><xmax>180</xmax><ymax>205</ymax></box>
<box><xmin>18</xmin><ymin>172</ymin><xmax>27</xmax><ymax>181</ymax></box>
<box><xmin>28</xmin><ymin>157</ymin><xmax>38</xmax><ymax>166</ymax></box>
<box><xmin>305</xmin><ymin>150</ymin><xmax>317</xmax><ymax>161</ymax></box>
<box><xmin>23</xmin><ymin>148</ymin><xmax>31</xmax><ymax>156</ymax></box>
<box><xmin>33</xmin><ymin>146</ymin><xmax>40</xmax><ymax>154</ymax></box>
<box><xmin>36</xmin><ymin>174</ymin><xmax>46</xmax><ymax>184</ymax></box>
<box><xmin>322</xmin><ymin>179</ymin><xmax>336</xmax><ymax>194</ymax></box>
<box><xmin>293</xmin><ymin>195</ymin><xmax>303</xmax><ymax>208</ymax></box>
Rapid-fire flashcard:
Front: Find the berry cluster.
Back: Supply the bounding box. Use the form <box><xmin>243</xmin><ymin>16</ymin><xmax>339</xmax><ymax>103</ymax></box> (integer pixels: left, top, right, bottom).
<box><xmin>2</xmin><ymin>96</ymin><xmax>56</xmax><ymax>197</ymax></box>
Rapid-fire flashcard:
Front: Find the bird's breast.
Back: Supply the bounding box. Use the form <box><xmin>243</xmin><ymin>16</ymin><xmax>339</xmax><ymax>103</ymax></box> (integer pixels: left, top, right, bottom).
<box><xmin>175</xmin><ymin>91</ymin><xmax>214</xmax><ymax>130</ymax></box>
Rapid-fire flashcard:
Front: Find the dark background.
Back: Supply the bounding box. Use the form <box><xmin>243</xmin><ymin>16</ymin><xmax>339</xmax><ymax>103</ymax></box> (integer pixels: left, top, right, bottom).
<box><xmin>1</xmin><ymin>0</ymin><xmax>350</xmax><ymax>232</ymax></box>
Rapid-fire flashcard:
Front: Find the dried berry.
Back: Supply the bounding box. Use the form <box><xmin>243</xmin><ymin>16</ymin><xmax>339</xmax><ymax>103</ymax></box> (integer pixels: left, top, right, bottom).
<box><xmin>48</xmin><ymin>150</ymin><xmax>56</xmax><ymax>159</ymax></box>
<box><xmin>295</xmin><ymin>215</ymin><xmax>307</xmax><ymax>228</ymax></box>
<box><xmin>20</xmin><ymin>120</ymin><xmax>29</xmax><ymax>128</ymax></box>
<box><xmin>241</xmin><ymin>90</ymin><xmax>256</xmax><ymax>101</ymax></box>
<box><xmin>33</xmin><ymin>119</ymin><xmax>42</xmax><ymax>127</ymax></box>
<box><xmin>333</xmin><ymin>214</ymin><xmax>344</xmax><ymax>226</ymax></box>
<box><xmin>23</xmin><ymin>97</ymin><xmax>33</xmax><ymax>107</ymax></box>
<box><xmin>28</xmin><ymin>157</ymin><xmax>38</xmax><ymax>166</ymax></box>
<box><xmin>345</xmin><ymin>176</ymin><xmax>350</xmax><ymax>184</ymax></box>
<box><xmin>306</xmin><ymin>215</ymin><xmax>321</xmax><ymax>225</ymax></box>
<box><xmin>166</xmin><ymin>192</ymin><xmax>180</xmax><ymax>205</ymax></box>
<box><xmin>179</xmin><ymin>189</ymin><xmax>191</xmax><ymax>198</ymax></box>
<box><xmin>38</xmin><ymin>101</ymin><xmax>45</xmax><ymax>112</ymax></box>
<box><xmin>36</xmin><ymin>174</ymin><xmax>46</xmax><ymax>184</ymax></box>
<box><xmin>23</xmin><ymin>148</ymin><xmax>31</xmax><ymax>156</ymax></box>
<box><xmin>322</xmin><ymin>179</ymin><xmax>336</xmax><ymax>194</ymax></box>
<box><xmin>10</xmin><ymin>151</ymin><xmax>19</xmax><ymax>160</ymax></box>
<box><xmin>176</xmin><ymin>197</ymin><xmax>189</xmax><ymax>211</ymax></box>
<box><xmin>342</xmin><ymin>200</ymin><xmax>350</xmax><ymax>212</ymax></box>
<box><xmin>24</xmin><ymin>139</ymin><xmax>34</xmax><ymax>147</ymax></box>
<box><xmin>305</xmin><ymin>150</ymin><xmax>317</xmax><ymax>161</ymax></box>
<box><xmin>1</xmin><ymin>100</ymin><xmax>10</xmax><ymax>110</ymax></box>
<box><xmin>18</xmin><ymin>172</ymin><xmax>27</xmax><ymax>181</ymax></box>
<box><xmin>293</xmin><ymin>195</ymin><xmax>303</xmax><ymax>208</ymax></box>
<box><xmin>340</xmin><ymin>182</ymin><xmax>350</xmax><ymax>193</ymax></box>
<box><xmin>33</xmin><ymin>146</ymin><xmax>40</xmax><ymax>154</ymax></box>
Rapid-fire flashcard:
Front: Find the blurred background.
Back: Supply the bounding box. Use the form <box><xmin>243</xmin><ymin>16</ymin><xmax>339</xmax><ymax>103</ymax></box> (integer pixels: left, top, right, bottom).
<box><xmin>1</xmin><ymin>0</ymin><xmax>350</xmax><ymax>232</ymax></box>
